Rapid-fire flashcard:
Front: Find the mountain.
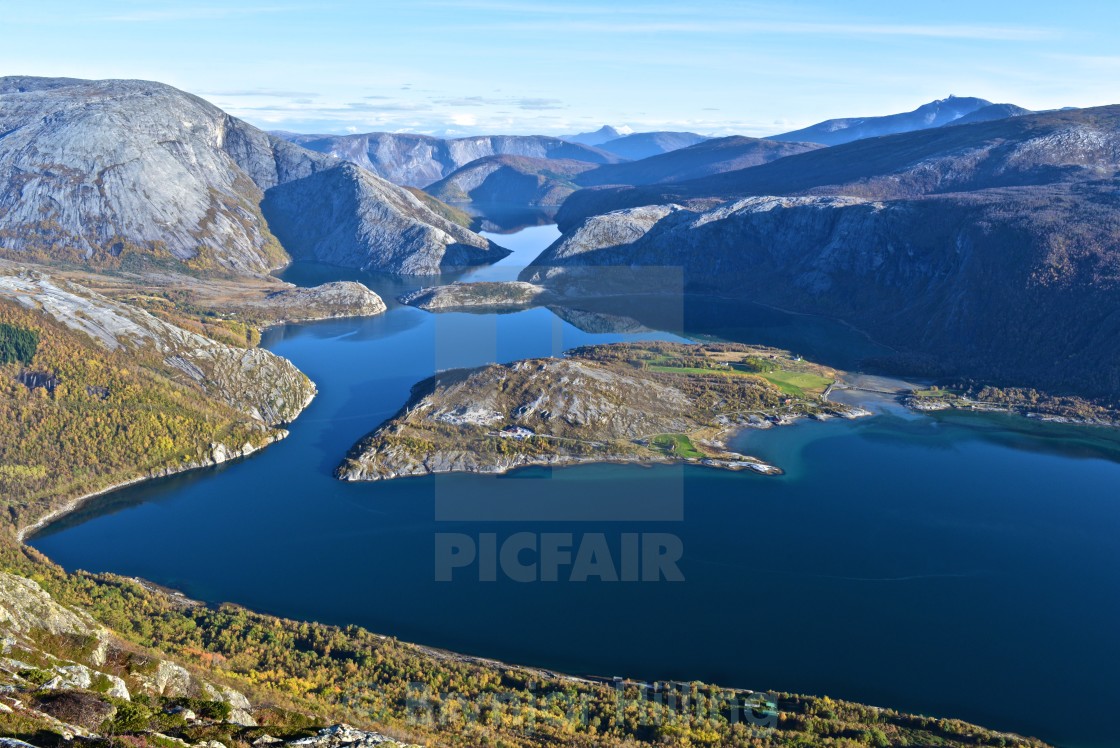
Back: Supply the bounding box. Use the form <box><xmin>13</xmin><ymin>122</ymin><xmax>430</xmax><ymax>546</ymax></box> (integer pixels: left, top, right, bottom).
<box><xmin>530</xmin><ymin>185</ymin><xmax>1120</xmax><ymax>399</ymax></box>
<box><xmin>596</xmin><ymin>131</ymin><xmax>710</xmax><ymax>159</ymax></box>
<box><xmin>557</xmin><ymin>105</ymin><xmax>1120</xmax><ymax>228</ymax></box>
<box><xmin>276</xmin><ymin>131</ymin><xmax>623</xmax><ymax>188</ymax></box>
<box><xmin>564</xmin><ymin>125</ymin><xmax>632</xmax><ymax>146</ymax></box>
<box><xmin>0</xmin><ymin>77</ymin><xmax>505</xmax><ymax>275</ymax></box>
<box><xmin>422</xmin><ymin>138</ymin><xmax>819</xmax><ymax>209</ymax></box>
<box><xmin>947</xmin><ymin>102</ymin><xmax>1032</xmax><ymax>126</ymax></box>
<box><xmin>770</xmin><ymin>95</ymin><xmax>994</xmax><ymax>145</ymax></box>
<box><xmin>425</xmin><ymin>155</ymin><xmax>597</xmax><ymax>207</ymax></box>
<box><xmin>533</xmin><ymin>106</ymin><xmax>1120</xmax><ymax>399</ymax></box>
<box><xmin>575</xmin><ymin>136</ymin><xmax>822</xmax><ymax>187</ymax></box>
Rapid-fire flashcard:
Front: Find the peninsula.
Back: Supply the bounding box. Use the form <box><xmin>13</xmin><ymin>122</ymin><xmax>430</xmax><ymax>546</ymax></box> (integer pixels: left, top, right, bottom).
<box><xmin>337</xmin><ymin>341</ymin><xmax>866</xmax><ymax>481</ymax></box>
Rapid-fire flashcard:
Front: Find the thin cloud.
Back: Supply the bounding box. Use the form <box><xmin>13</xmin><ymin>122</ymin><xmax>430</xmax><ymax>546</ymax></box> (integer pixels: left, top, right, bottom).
<box><xmin>468</xmin><ymin>19</ymin><xmax>1055</xmax><ymax>42</ymax></box>
<box><xmin>104</xmin><ymin>5</ymin><xmax>307</xmax><ymax>22</ymax></box>
<box><xmin>434</xmin><ymin>95</ymin><xmax>565</xmax><ymax>110</ymax></box>
<box><xmin>205</xmin><ymin>89</ymin><xmax>320</xmax><ymax>98</ymax></box>
<box><xmin>516</xmin><ymin>97</ymin><xmax>564</xmax><ymax>110</ymax></box>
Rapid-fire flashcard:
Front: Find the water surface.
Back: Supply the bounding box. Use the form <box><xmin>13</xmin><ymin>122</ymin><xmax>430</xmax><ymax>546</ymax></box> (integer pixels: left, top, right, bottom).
<box><xmin>30</xmin><ymin>227</ymin><xmax>1120</xmax><ymax>748</ymax></box>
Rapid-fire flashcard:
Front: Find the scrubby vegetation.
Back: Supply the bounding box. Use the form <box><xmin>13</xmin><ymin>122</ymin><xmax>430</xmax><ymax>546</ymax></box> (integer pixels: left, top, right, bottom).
<box><xmin>0</xmin><ymin>537</ymin><xmax>1050</xmax><ymax>748</ymax></box>
<box><xmin>0</xmin><ymin>299</ymin><xmax>268</xmax><ymax>531</ymax></box>
<box><xmin>907</xmin><ymin>380</ymin><xmax>1120</xmax><ymax>424</ymax></box>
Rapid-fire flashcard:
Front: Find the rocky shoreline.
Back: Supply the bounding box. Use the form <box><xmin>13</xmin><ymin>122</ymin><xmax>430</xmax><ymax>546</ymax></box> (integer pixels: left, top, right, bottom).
<box><xmin>16</xmin><ymin>427</ymin><xmax>296</xmax><ymax>543</ymax></box>
<box><xmin>336</xmin><ymin>341</ymin><xmax>864</xmax><ymax>482</ymax></box>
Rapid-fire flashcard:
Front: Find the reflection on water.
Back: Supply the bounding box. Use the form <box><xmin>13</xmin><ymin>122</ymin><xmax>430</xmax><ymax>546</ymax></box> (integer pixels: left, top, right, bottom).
<box><xmin>30</xmin><ymin>225</ymin><xmax>1120</xmax><ymax>748</ymax></box>
<box><xmin>463</xmin><ymin>202</ymin><xmax>558</xmax><ymax>233</ymax></box>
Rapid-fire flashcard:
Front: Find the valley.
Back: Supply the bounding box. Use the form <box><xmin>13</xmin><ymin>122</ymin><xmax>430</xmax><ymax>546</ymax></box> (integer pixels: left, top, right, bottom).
<box><xmin>1</xmin><ymin>67</ymin><xmax>1118</xmax><ymax>748</ymax></box>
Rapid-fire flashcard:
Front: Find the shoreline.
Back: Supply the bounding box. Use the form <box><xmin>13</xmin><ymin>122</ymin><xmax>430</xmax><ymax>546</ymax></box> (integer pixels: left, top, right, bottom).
<box><xmin>16</xmin><ymin>428</ymin><xmax>292</xmax><ymax>543</ymax></box>
<box><xmin>338</xmin><ymin>405</ymin><xmax>878</xmax><ymax>484</ymax></box>
<box><xmin>339</xmin><ymin>449</ymin><xmax>784</xmax><ymax>483</ymax></box>
<box><xmin>13</xmin><ymin>293</ymin><xmax>358</xmax><ymax>544</ymax></box>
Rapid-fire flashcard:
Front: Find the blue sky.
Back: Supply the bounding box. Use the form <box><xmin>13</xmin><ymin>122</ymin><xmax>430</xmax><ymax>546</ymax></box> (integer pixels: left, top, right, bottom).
<box><xmin>3</xmin><ymin>0</ymin><xmax>1119</xmax><ymax>137</ymax></box>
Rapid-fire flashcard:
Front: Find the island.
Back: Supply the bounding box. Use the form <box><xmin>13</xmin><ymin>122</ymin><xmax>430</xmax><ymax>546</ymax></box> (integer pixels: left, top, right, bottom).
<box><xmin>905</xmin><ymin>382</ymin><xmax>1120</xmax><ymax>426</ymax></box>
<box><xmin>398</xmin><ymin>280</ymin><xmax>551</xmax><ymax>311</ymax></box>
<box><xmin>337</xmin><ymin>341</ymin><xmax>868</xmax><ymax>481</ymax></box>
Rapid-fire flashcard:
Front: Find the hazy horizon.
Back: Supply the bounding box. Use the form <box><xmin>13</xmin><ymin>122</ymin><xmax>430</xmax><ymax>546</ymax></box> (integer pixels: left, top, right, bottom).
<box><xmin>3</xmin><ymin>0</ymin><xmax>1119</xmax><ymax>137</ymax></box>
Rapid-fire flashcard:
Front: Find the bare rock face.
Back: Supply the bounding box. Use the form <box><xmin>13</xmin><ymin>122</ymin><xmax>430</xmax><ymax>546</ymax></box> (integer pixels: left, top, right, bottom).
<box><xmin>261</xmin><ymin>163</ymin><xmax>507</xmax><ymax>274</ymax></box>
<box><xmin>286</xmin><ymin>724</ymin><xmax>414</xmax><ymax>747</ymax></box>
<box><xmin>0</xmin><ymin>77</ymin><xmax>503</xmax><ymax>275</ymax></box>
<box><xmin>522</xmin><ymin>204</ymin><xmax>689</xmax><ymax>295</ymax></box>
<box><xmin>0</xmin><ymin>268</ymin><xmax>315</xmax><ymax>424</ymax></box>
<box><xmin>0</xmin><ymin>573</ymin><xmax>102</xmax><ymax>640</ymax></box>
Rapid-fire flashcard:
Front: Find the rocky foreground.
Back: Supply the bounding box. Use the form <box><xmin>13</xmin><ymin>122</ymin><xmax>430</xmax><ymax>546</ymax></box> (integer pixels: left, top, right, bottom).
<box><xmin>0</xmin><ymin>570</ymin><xmax>415</xmax><ymax>748</ymax></box>
<box><xmin>337</xmin><ymin>341</ymin><xmax>863</xmax><ymax>481</ymax></box>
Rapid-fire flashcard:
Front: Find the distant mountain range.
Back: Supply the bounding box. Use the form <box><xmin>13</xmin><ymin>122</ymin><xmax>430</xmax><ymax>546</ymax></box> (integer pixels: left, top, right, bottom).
<box><xmin>271</xmin><ymin>99</ymin><xmax>1030</xmax><ymax>211</ymax></box>
<box><xmin>770</xmin><ymin>95</ymin><xmax>1021</xmax><ymax>145</ymax></box>
<box><xmin>533</xmin><ymin>105</ymin><xmax>1120</xmax><ymax>399</ymax></box>
<box><xmin>564</xmin><ymin>125</ymin><xmax>634</xmax><ymax>146</ymax></box>
<box><xmin>557</xmin><ymin>106</ymin><xmax>1111</xmax><ymax>226</ymax></box>
<box><xmin>0</xmin><ymin>77</ymin><xmax>505</xmax><ymax>275</ymax></box>
<box><xmin>575</xmin><ymin>136</ymin><xmax>822</xmax><ymax>187</ymax></box>
<box><xmin>418</xmin><ymin>136</ymin><xmax>820</xmax><ymax>208</ymax></box>
<box><xmin>424</xmin><ymin>155</ymin><xmax>597</xmax><ymax>207</ymax></box>
<box><xmin>275</xmin><ymin>132</ymin><xmax>622</xmax><ymax>188</ymax></box>
<box><xmin>592</xmin><ymin>131</ymin><xmax>710</xmax><ymax>159</ymax></box>
<box><xmin>948</xmin><ymin>102</ymin><xmax>1031</xmax><ymax>126</ymax></box>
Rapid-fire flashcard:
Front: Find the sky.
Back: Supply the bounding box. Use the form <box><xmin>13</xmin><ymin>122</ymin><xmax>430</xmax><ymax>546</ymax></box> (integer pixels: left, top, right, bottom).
<box><xmin>2</xmin><ymin>0</ymin><xmax>1119</xmax><ymax>137</ymax></box>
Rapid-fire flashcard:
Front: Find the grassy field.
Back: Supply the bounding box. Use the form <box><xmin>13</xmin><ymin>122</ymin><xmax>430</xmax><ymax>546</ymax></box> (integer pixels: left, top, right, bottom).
<box><xmin>647</xmin><ymin>364</ymin><xmax>750</xmax><ymax>377</ymax></box>
<box><xmin>651</xmin><ymin>433</ymin><xmax>705</xmax><ymax>458</ymax></box>
<box><xmin>641</xmin><ymin>350</ymin><xmax>834</xmax><ymax>399</ymax></box>
<box><xmin>758</xmin><ymin>370</ymin><xmax>833</xmax><ymax>398</ymax></box>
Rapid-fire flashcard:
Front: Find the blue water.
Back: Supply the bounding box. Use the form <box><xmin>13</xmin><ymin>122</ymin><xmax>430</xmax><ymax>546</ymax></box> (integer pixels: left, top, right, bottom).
<box><xmin>29</xmin><ymin>228</ymin><xmax>1120</xmax><ymax>748</ymax></box>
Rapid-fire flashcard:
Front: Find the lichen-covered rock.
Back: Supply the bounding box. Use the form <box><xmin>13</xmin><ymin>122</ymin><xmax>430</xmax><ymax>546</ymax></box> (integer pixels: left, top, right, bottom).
<box><xmin>0</xmin><ymin>573</ymin><xmax>102</xmax><ymax>639</ymax></box>
<box><xmin>136</xmin><ymin>660</ymin><xmax>194</xmax><ymax>697</ymax></box>
<box><xmin>287</xmin><ymin>724</ymin><xmax>413</xmax><ymax>747</ymax></box>
<box><xmin>201</xmin><ymin>682</ymin><xmax>256</xmax><ymax>726</ymax></box>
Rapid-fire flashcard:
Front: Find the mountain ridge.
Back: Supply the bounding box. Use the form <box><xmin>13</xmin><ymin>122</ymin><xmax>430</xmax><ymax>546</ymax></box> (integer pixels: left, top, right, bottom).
<box><xmin>557</xmin><ymin>104</ymin><xmax>1120</xmax><ymax>229</ymax></box>
<box><xmin>276</xmin><ymin>130</ymin><xmax>623</xmax><ymax>188</ymax></box>
<box><xmin>0</xmin><ymin>76</ymin><xmax>506</xmax><ymax>276</ymax></box>
<box><xmin>770</xmin><ymin>95</ymin><xmax>996</xmax><ymax>145</ymax></box>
